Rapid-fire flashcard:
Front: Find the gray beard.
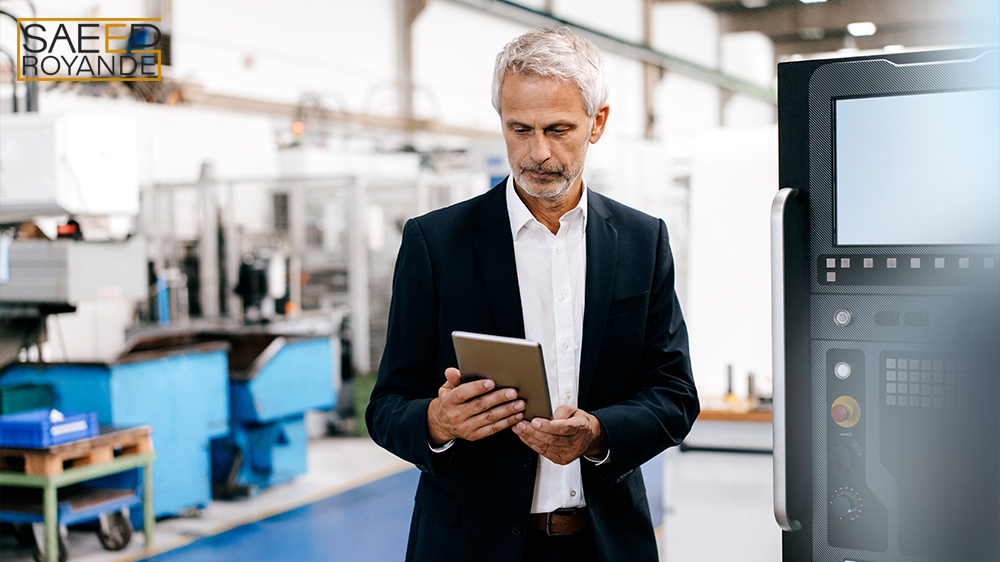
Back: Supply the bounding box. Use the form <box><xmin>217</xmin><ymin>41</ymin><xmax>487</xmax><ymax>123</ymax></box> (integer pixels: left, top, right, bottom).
<box><xmin>513</xmin><ymin>166</ymin><xmax>580</xmax><ymax>201</ymax></box>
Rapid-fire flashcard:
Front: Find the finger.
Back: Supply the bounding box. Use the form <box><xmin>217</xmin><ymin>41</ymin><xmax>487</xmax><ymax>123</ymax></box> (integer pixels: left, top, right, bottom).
<box><xmin>515</xmin><ymin>421</ymin><xmax>564</xmax><ymax>446</ymax></box>
<box><xmin>466</xmin><ymin>387</ymin><xmax>519</xmax><ymax>414</ymax></box>
<box><xmin>471</xmin><ymin>399</ymin><xmax>525</xmax><ymax>427</ymax></box>
<box><xmin>514</xmin><ymin>427</ymin><xmax>575</xmax><ymax>465</ymax></box>
<box><xmin>533</xmin><ymin>414</ymin><xmax>587</xmax><ymax>436</ymax></box>
<box><xmin>469</xmin><ymin>409</ymin><xmax>524</xmax><ymax>441</ymax></box>
<box><xmin>443</xmin><ymin>378</ymin><xmax>496</xmax><ymax>405</ymax></box>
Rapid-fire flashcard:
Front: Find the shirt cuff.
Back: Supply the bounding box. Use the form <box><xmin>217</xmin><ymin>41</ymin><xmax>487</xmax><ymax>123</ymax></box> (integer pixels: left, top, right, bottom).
<box><xmin>582</xmin><ymin>448</ymin><xmax>611</xmax><ymax>466</ymax></box>
<box><xmin>429</xmin><ymin>439</ymin><xmax>456</xmax><ymax>453</ymax></box>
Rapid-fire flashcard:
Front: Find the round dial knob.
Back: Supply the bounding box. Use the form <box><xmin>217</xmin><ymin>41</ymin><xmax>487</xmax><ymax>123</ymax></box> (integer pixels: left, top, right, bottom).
<box><xmin>830</xmin><ymin>487</ymin><xmax>863</xmax><ymax>521</ymax></box>
<box><xmin>829</xmin><ymin>438</ymin><xmax>863</xmax><ymax>473</ymax></box>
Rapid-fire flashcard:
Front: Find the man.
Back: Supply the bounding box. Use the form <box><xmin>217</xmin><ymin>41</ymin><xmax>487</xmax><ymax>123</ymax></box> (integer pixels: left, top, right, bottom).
<box><xmin>367</xmin><ymin>27</ymin><xmax>699</xmax><ymax>562</ymax></box>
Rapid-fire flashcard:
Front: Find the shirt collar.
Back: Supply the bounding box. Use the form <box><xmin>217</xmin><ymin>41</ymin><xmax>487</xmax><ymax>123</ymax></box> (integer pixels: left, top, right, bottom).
<box><xmin>505</xmin><ymin>175</ymin><xmax>589</xmax><ymax>240</ymax></box>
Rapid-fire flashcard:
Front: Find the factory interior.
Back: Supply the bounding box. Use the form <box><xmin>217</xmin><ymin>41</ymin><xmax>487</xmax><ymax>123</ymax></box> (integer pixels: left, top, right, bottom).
<box><xmin>0</xmin><ymin>1</ymin><xmax>998</xmax><ymax>561</ymax></box>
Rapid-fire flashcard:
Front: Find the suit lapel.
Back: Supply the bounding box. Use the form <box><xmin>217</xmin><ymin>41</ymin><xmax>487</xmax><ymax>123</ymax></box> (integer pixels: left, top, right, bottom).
<box><xmin>579</xmin><ymin>191</ymin><xmax>617</xmax><ymax>408</ymax></box>
<box><xmin>474</xmin><ymin>182</ymin><xmax>525</xmax><ymax>339</ymax></box>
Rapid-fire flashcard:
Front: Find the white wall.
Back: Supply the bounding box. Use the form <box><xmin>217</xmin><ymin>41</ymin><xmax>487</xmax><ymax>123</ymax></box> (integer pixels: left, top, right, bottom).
<box><xmin>650</xmin><ymin>2</ymin><xmax>723</xmax><ymax>155</ymax></box>
<box><xmin>721</xmin><ymin>32</ymin><xmax>776</xmax><ymax>128</ymax></box>
<box><xmin>413</xmin><ymin>1</ymin><xmax>530</xmax><ymax>131</ymax></box>
<box><xmin>553</xmin><ymin>0</ymin><xmax>644</xmax><ymax>44</ymax></box>
<box><xmin>171</xmin><ymin>0</ymin><xmax>397</xmax><ymax>110</ymax></box>
<box><xmin>686</xmin><ymin>126</ymin><xmax>777</xmax><ymax>399</ymax></box>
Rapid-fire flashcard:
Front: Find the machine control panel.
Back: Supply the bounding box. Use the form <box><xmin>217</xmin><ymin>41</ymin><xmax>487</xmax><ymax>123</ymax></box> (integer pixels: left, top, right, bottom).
<box><xmin>826</xmin><ymin>349</ymin><xmax>887</xmax><ymax>551</ymax></box>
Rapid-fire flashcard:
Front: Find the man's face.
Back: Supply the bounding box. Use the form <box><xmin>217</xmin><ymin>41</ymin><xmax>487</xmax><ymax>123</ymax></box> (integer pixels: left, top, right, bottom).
<box><xmin>499</xmin><ymin>72</ymin><xmax>608</xmax><ymax>201</ymax></box>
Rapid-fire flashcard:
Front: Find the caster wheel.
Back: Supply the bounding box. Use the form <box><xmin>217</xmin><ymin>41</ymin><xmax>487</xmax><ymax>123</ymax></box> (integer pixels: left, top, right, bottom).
<box><xmin>98</xmin><ymin>510</ymin><xmax>133</xmax><ymax>551</ymax></box>
<box><xmin>29</xmin><ymin>524</ymin><xmax>68</xmax><ymax>562</ymax></box>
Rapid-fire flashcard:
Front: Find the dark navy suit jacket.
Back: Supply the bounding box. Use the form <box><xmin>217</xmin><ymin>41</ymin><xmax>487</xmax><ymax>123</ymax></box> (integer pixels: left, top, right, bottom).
<box><xmin>366</xmin><ymin>180</ymin><xmax>699</xmax><ymax>562</ymax></box>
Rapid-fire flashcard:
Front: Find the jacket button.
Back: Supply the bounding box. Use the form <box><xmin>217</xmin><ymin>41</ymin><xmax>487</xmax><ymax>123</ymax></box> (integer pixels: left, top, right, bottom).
<box><xmin>523</xmin><ymin>457</ymin><xmax>533</xmax><ymax>468</ymax></box>
<box><xmin>511</xmin><ymin>524</ymin><xmax>522</xmax><ymax>536</ymax></box>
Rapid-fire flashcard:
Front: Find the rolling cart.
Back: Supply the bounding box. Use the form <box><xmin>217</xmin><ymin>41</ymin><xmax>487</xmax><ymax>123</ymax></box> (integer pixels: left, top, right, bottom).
<box><xmin>0</xmin><ymin>426</ymin><xmax>155</xmax><ymax>562</ymax></box>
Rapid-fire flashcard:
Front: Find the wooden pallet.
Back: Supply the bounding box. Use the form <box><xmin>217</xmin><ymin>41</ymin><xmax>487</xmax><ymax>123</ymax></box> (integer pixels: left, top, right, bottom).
<box><xmin>0</xmin><ymin>426</ymin><xmax>152</xmax><ymax>476</ymax></box>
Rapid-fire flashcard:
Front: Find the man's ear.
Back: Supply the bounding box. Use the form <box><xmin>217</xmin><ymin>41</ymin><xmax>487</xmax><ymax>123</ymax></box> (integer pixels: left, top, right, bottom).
<box><xmin>590</xmin><ymin>104</ymin><xmax>610</xmax><ymax>144</ymax></box>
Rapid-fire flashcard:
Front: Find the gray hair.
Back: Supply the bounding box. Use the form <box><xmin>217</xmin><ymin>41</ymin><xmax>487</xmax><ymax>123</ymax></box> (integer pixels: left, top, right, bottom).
<box><xmin>491</xmin><ymin>27</ymin><xmax>609</xmax><ymax>117</ymax></box>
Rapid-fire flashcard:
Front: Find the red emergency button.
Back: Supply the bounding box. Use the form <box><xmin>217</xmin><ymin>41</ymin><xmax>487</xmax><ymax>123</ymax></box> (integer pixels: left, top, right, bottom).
<box><xmin>831</xmin><ymin>404</ymin><xmax>851</xmax><ymax>423</ymax></box>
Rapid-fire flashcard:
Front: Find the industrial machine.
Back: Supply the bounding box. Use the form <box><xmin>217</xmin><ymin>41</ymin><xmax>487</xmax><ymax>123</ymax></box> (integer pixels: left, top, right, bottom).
<box><xmin>772</xmin><ymin>49</ymin><xmax>999</xmax><ymax>561</ymax></box>
<box><xmin>0</xmin><ymin>112</ymin><xmax>146</xmax><ymax>366</ymax></box>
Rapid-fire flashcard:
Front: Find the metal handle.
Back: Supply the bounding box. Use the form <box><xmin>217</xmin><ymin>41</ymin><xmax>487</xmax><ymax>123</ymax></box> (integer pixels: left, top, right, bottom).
<box><xmin>771</xmin><ymin>187</ymin><xmax>802</xmax><ymax>532</ymax></box>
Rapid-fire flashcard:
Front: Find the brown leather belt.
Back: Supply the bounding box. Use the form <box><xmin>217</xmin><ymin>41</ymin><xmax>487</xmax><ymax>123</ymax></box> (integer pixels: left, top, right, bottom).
<box><xmin>527</xmin><ymin>508</ymin><xmax>589</xmax><ymax>536</ymax></box>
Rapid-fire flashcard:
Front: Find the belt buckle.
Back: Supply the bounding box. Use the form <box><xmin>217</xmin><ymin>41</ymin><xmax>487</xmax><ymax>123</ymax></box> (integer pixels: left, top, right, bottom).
<box><xmin>545</xmin><ymin>509</ymin><xmax>575</xmax><ymax>537</ymax></box>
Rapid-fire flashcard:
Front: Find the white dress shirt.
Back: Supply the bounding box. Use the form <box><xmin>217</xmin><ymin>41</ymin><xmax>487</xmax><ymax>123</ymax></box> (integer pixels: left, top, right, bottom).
<box><xmin>505</xmin><ymin>176</ymin><xmax>589</xmax><ymax>514</ymax></box>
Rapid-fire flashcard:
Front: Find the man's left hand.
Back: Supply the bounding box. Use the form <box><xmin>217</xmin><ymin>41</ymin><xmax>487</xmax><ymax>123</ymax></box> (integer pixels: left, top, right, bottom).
<box><xmin>512</xmin><ymin>405</ymin><xmax>607</xmax><ymax>465</ymax></box>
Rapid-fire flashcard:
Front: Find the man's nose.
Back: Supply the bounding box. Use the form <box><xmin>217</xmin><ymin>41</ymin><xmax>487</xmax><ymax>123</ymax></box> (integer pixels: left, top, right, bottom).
<box><xmin>529</xmin><ymin>132</ymin><xmax>551</xmax><ymax>163</ymax></box>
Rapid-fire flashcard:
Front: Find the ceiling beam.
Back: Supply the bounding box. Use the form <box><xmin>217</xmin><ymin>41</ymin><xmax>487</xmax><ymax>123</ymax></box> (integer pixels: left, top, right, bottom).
<box><xmin>719</xmin><ymin>0</ymin><xmax>988</xmax><ymax>36</ymax></box>
<box><xmin>772</xmin><ymin>25</ymin><xmax>980</xmax><ymax>57</ymax></box>
<box><xmin>443</xmin><ymin>0</ymin><xmax>776</xmax><ymax>104</ymax></box>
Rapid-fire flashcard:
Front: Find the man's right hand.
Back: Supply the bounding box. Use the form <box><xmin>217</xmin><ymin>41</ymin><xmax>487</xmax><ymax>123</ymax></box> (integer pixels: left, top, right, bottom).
<box><xmin>427</xmin><ymin>367</ymin><xmax>525</xmax><ymax>446</ymax></box>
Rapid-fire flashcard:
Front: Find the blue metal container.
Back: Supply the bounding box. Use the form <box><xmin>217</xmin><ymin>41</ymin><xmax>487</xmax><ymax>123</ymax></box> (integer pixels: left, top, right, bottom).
<box><xmin>205</xmin><ymin>333</ymin><xmax>335</xmax><ymax>495</ymax></box>
<box><xmin>0</xmin><ymin>341</ymin><xmax>230</xmax><ymax>517</ymax></box>
<box><xmin>210</xmin><ymin>414</ymin><xmax>307</xmax><ymax>494</ymax></box>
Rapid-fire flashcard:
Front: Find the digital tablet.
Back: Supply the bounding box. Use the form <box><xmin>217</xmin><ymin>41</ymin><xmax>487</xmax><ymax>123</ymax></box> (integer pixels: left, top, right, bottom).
<box><xmin>451</xmin><ymin>331</ymin><xmax>552</xmax><ymax>420</ymax></box>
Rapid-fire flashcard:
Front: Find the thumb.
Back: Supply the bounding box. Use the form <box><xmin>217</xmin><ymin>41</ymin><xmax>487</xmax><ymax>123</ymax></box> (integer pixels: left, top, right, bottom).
<box><xmin>444</xmin><ymin>367</ymin><xmax>463</xmax><ymax>388</ymax></box>
<box><xmin>552</xmin><ymin>405</ymin><xmax>576</xmax><ymax>420</ymax></box>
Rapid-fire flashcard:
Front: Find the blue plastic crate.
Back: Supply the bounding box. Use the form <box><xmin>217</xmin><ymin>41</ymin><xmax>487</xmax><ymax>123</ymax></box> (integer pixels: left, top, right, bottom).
<box><xmin>0</xmin><ymin>409</ymin><xmax>98</xmax><ymax>448</ymax></box>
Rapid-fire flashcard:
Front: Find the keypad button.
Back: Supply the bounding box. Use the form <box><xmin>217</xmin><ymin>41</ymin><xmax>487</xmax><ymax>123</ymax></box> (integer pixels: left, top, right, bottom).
<box><xmin>827</xmin><ymin>272</ymin><xmax>837</xmax><ymax>282</ymax></box>
<box><xmin>911</xmin><ymin>258</ymin><xmax>921</xmax><ymax>268</ymax></box>
<box><xmin>886</xmin><ymin>383</ymin><xmax>897</xmax><ymax>393</ymax></box>
<box><xmin>959</xmin><ymin>258</ymin><xmax>969</xmax><ymax>269</ymax></box>
<box><xmin>909</xmin><ymin>360</ymin><xmax>920</xmax><ymax>370</ymax></box>
<box><xmin>864</xmin><ymin>258</ymin><xmax>873</xmax><ymax>268</ymax></box>
<box><xmin>935</xmin><ymin>258</ymin><xmax>945</xmax><ymax>268</ymax></box>
<box><xmin>898</xmin><ymin>397</ymin><xmax>908</xmax><ymax>406</ymax></box>
<box><xmin>898</xmin><ymin>371</ymin><xmax>908</xmax><ymax>382</ymax></box>
<box><xmin>886</xmin><ymin>358</ymin><xmax>896</xmax><ymax>369</ymax></box>
<box><xmin>887</xmin><ymin>396</ymin><xmax>896</xmax><ymax>406</ymax></box>
<box><xmin>841</xmin><ymin>258</ymin><xmax>851</xmax><ymax>268</ymax></box>
<box><xmin>826</xmin><ymin>258</ymin><xmax>836</xmax><ymax>268</ymax></box>
<box><xmin>887</xmin><ymin>258</ymin><xmax>897</xmax><ymax>268</ymax></box>
<box><xmin>886</xmin><ymin>370</ymin><xmax>896</xmax><ymax>381</ymax></box>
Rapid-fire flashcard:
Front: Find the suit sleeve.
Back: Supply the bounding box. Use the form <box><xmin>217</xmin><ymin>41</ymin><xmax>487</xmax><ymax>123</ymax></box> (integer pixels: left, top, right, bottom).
<box><xmin>586</xmin><ymin>219</ymin><xmax>699</xmax><ymax>488</ymax></box>
<box><xmin>365</xmin><ymin>219</ymin><xmax>458</xmax><ymax>474</ymax></box>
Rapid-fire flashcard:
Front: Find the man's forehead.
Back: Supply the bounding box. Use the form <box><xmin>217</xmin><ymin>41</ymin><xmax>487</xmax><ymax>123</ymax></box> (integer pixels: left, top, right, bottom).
<box><xmin>499</xmin><ymin>72</ymin><xmax>588</xmax><ymax>118</ymax></box>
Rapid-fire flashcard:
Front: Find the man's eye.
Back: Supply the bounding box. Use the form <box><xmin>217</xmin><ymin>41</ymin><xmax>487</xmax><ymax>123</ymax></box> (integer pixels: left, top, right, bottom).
<box><xmin>514</xmin><ymin>128</ymin><xmax>530</xmax><ymax>134</ymax></box>
<box><xmin>550</xmin><ymin>128</ymin><xmax>569</xmax><ymax>135</ymax></box>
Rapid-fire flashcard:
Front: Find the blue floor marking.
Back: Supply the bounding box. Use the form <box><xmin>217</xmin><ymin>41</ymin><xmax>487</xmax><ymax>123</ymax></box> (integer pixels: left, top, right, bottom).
<box><xmin>141</xmin><ymin>453</ymin><xmax>665</xmax><ymax>562</ymax></box>
<box><xmin>141</xmin><ymin>469</ymin><xmax>420</xmax><ymax>562</ymax></box>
